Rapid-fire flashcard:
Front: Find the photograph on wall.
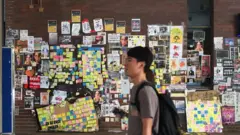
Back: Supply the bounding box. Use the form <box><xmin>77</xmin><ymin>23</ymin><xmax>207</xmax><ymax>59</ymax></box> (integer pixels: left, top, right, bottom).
<box><xmin>104</xmin><ymin>18</ymin><xmax>114</xmax><ymax>31</ymax></box>
<box><xmin>61</xmin><ymin>21</ymin><xmax>71</xmax><ymax>34</ymax></box>
<box><xmin>159</xmin><ymin>25</ymin><xmax>169</xmax><ymax>35</ymax></box>
<box><xmin>6</xmin><ymin>29</ymin><xmax>19</xmax><ymax>39</ymax></box>
<box><xmin>187</xmin><ymin>66</ymin><xmax>196</xmax><ymax>79</ymax></box>
<box><xmin>40</xmin><ymin>92</ymin><xmax>49</xmax><ymax>105</ymax></box>
<box><xmin>15</xmin><ymin>88</ymin><xmax>22</xmax><ymax>100</ymax></box>
<box><xmin>49</xmin><ymin>33</ymin><xmax>58</xmax><ymax>45</ymax></box>
<box><xmin>93</xmin><ymin>18</ymin><xmax>104</xmax><ymax>32</ymax></box>
<box><xmin>201</xmin><ymin>55</ymin><xmax>211</xmax><ymax>77</ymax></box>
<box><xmin>222</xmin><ymin>106</ymin><xmax>235</xmax><ymax>124</ymax></box>
<box><xmin>131</xmin><ymin>18</ymin><xmax>141</xmax><ymax>32</ymax></box>
<box><xmin>48</xmin><ymin>20</ymin><xmax>57</xmax><ymax>33</ymax></box>
<box><xmin>97</xmin><ymin>32</ymin><xmax>106</xmax><ymax>44</ymax></box>
<box><xmin>20</xmin><ymin>30</ymin><xmax>28</xmax><ymax>41</ymax></box>
<box><xmin>5</xmin><ymin>38</ymin><xmax>14</xmax><ymax>47</ymax></box>
<box><xmin>225</xmin><ymin>38</ymin><xmax>234</xmax><ymax>46</ymax></box>
<box><xmin>92</xmin><ymin>35</ymin><xmax>104</xmax><ymax>45</ymax></box>
<box><xmin>24</xmin><ymin>96</ymin><xmax>34</xmax><ymax>110</ymax></box>
<box><xmin>120</xmin><ymin>34</ymin><xmax>129</xmax><ymax>47</ymax></box>
<box><xmin>15</xmin><ymin>54</ymin><xmax>24</xmax><ymax>68</ymax></box>
<box><xmin>71</xmin><ymin>10</ymin><xmax>81</xmax><ymax>22</ymax></box>
<box><xmin>72</xmin><ymin>23</ymin><xmax>81</xmax><ymax>36</ymax></box>
<box><xmin>194</xmin><ymin>41</ymin><xmax>204</xmax><ymax>55</ymax></box>
<box><xmin>148</xmin><ymin>36</ymin><xmax>158</xmax><ymax>47</ymax></box>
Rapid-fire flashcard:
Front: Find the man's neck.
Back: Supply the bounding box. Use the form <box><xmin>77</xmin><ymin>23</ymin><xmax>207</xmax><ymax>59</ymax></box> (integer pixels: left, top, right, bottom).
<box><xmin>131</xmin><ymin>74</ymin><xmax>147</xmax><ymax>86</ymax></box>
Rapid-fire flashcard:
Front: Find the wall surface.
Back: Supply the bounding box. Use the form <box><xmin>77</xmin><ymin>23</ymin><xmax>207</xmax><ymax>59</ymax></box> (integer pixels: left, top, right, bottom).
<box><xmin>214</xmin><ymin>0</ymin><xmax>239</xmax><ymax>37</ymax></box>
<box><xmin>5</xmin><ymin>0</ymin><xmax>188</xmax><ymax>134</ymax></box>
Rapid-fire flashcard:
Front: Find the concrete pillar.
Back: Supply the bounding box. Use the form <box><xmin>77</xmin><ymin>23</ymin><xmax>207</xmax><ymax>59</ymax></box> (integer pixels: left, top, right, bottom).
<box><xmin>0</xmin><ymin>0</ymin><xmax>3</xmax><ymax>133</ymax></box>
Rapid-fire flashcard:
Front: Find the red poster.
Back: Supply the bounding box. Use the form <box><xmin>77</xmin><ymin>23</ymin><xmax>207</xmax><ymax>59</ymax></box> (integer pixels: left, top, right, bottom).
<box><xmin>29</xmin><ymin>76</ymin><xmax>40</xmax><ymax>89</ymax></box>
<box><xmin>201</xmin><ymin>55</ymin><xmax>211</xmax><ymax>77</ymax></box>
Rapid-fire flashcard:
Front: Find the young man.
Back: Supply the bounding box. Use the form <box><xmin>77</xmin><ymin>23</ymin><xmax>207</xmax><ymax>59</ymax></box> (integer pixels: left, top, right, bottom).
<box><xmin>125</xmin><ymin>46</ymin><xmax>159</xmax><ymax>135</ymax></box>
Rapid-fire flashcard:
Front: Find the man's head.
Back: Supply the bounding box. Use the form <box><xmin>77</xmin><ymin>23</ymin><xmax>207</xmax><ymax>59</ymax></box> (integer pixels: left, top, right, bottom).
<box><xmin>125</xmin><ymin>46</ymin><xmax>154</xmax><ymax>82</ymax></box>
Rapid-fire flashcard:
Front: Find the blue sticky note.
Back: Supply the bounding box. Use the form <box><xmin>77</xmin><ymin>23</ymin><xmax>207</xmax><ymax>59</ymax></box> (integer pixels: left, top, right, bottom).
<box><xmin>194</xmin><ymin>114</ymin><xmax>197</xmax><ymax>118</ymax></box>
<box><xmin>58</xmin><ymin>118</ymin><xmax>62</xmax><ymax>121</ymax></box>
<box><xmin>67</xmin><ymin>116</ymin><xmax>70</xmax><ymax>120</ymax></box>
<box><xmin>194</xmin><ymin>108</ymin><xmax>197</xmax><ymax>111</ymax></box>
<box><xmin>210</xmin><ymin>117</ymin><xmax>213</xmax><ymax>124</ymax></box>
<box><xmin>85</xmin><ymin>97</ymin><xmax>89</xmax><ymax>100</ymax></box>
<box><xmin>201</xmin><ymin>114</ymin><xmax>205</xmax><ymax>118</ymax></box>
<box><xmin>83</xmin><ymin>83</ymin><xmax>86</xmax><ymax>86</ymax></box>
<box><xmin>198</xmin><ymin>111</ymin><xmax>201</xmax><ymax>114</ymax></box>
<box><xmin>83</xmin><ymin>125</ymin><xmax>86</xmax><ymax>129</ymax></box>
<box><xmin>204</xmin><ymin>110</ymin><xmax>208</xmax><ymax>114</ymax></box>
<box><xmin>75</xmin><ymin>76</ymin><xmax>79</xmax><ymax>79</ymax></box>
<box><xmin>188</xmin><ymin>128</ymin><xmax>192</xmax><ymax>132</ymax></box>
<box><xmin>92</xmin><ymin>110</ymin><xmax>96</xmax><ymax>113</ymax></box>
<box><xmin>68</xmin><ymin>77</ymin><xmax>71</xmax><ymax>81</ymax></box>
<box><xmin>201</xmin><ymin>104</ymin><xmax>204</xmax><ymax>108</ymax></box>
<box><xmin>54</xmin><ymin>46</ymin><xmax>57</xmax><ymax>49</ymax></box>
<box><xmin>74</xmin><ymin>115</ymin><xmax>77</xmax><ymax>119</ymax></box>
<box><xmin>40</xmin><ymin>121</ymin><xmax>44</xmax><ymax>125</ymax></box>
<box><xmin>214</xmin><ymin>104</ymin><xmax>217</xmax><ymax>107</ymax></box>
<box><xmin>42</xmin><ymin>117</ymin><xmax>46</xmax><ymax>121</ymax></box>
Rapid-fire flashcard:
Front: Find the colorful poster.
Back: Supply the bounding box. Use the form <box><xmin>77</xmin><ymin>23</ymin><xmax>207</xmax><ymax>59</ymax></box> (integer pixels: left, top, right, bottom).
<box><xmin>29</xmin><ymin>76</ymin><xmax>40</xmax><ymax>89</ymax></box>
<box><xmin>170</xmin><ymin>43</ymin><xmax>183</xmax><ymax>58</ymax></box>
<box><xmin>235</xmin><ymin>92</ymin><xmax>240</xmax><ymax>122</ymax></box>
<box><xmin>36</xmin><ymin>96</ymin><xmax>98</xmax><ymax>132</ymax></box>
<box><xmin>170</xmin><ymin>26</ymin><xmax>183</xmax><ymax>44</ymax></box>
<box><xmin>170</xmin><ymin>58</ymin><xmax>179</xmax><ymax>71</ymax></box>
<box><xmin>221</xmin><ymin>106</ymin><xmax>235</xmax><ymax>124</ymax></box>
<box><xmin>104</xmin><ymin>18</ymin><xmax>114</xmax><ymax>31</ymax></box>
<box><xmin>71</xmin><ymin>10</ymin><xmax>81</xmax><ymax>22</ymax></box>
<box><xmin>201</xmin><ymin>55</ymin><xmax>211</xmax><ymax>77</ymax></box>
<box><xmin>121</xmin><ymin>117</ymin><xmax>128</xmax><ymax>130</ymax></box>
<box><xmin>48</xmin><ymin>20</ymin><xmax>57</xmax><ymax>33</ymax></box>
<box><xmin>186</xmin><ymin>91</ymin><xmax>223</xmax><ymax>133</ymax></box>
<box><xmin>116</xmin><ymin>21</ymin><xmax>126</xmax><ymax>34</ymax></box>
<box><xmin>131</xmin><ymin>18</ymin><xmax>141</xmax><ymax>32</ymax></box>
<box><xmin>34</xmin><ymin>37</ymin><xmax>42</xmax><ymax>50</ymax></box>
<box><xmin>179</xmin><ymin>58</ymin><xmax>187</xmax><ymax>70</ymax></box>
<box><xmin>224</xmin><ymin>38</ymin><xmax>234</xmax><ymax>46</ymax></box>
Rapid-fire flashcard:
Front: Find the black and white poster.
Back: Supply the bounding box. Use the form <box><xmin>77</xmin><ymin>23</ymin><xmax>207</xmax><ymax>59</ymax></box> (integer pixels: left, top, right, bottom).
<box><xmin>6</xmin><ymin>29</ymin><xmax>19</xmax><ymax>39</ymax></box>
<box><xmin>71</xmin><ymin>23</ymin><xmax>81</xmax><ymax>36</ymax></box>
<box><xmin>59</xmin><ymin>35</ymin><xmax>71</xmax><ymax>44</ymax></box>
<box><xmin>159</xmin><ymin>25</ymin><xmax>170</xmax><ymax>35</ymax></box>
<box><xmin>61</xmin><ymin>21</ymin><xmax>71</xmax><ymax>34</ymax></box>
<box><xmin>193</xmin><ymin>31</ymin><xmax>205</xmax><ymax>42</ymax></box>
<box><xmin>223</xmin><ymin>68</ymin><xmax>234</xmax><ymax>76</ymax></box>
<box><xmin>24</xmin><ymin>97</ymin><xmax>34</xmax><ymax>110</ymax></box>
<box><xmin>147</xmin><ymin>25</ymin><xmax>159</xmax><ymax>36</ymax></box>
<box><xmin>222</xmin><ymin>59</ymin><xmax>234</xmax><ymax>67</ymax></box>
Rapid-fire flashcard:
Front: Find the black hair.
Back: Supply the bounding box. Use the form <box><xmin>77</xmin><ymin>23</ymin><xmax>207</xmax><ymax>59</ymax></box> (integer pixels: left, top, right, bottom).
<box><xmin>127</xmin><ymin>46</ymin><xmax>155</xmax><ymax>84</ymax></box>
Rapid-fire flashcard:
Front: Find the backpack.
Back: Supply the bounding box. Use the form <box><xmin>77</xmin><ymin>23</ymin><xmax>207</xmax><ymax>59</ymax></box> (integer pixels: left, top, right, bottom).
<box><xmin>134</xmin><ymin>81</ymin><xmax>181</xmax><ymax>135</ymax></box>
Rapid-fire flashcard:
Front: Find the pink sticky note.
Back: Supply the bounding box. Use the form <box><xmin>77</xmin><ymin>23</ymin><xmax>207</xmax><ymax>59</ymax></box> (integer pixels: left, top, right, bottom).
<box><xmin>76</xmin><ymin>120</ymin><xmax>79</xmax><ymax>123</ymax></box>
<box><xmin>68</xmin><ymin>121</ymin><xmax>72</xmax><ymax>124</ymax></box>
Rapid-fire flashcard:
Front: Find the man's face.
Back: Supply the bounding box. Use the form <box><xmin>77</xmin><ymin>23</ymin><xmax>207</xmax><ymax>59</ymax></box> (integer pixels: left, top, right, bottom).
<box><xmin>124</xmin><ymin>56</ymin><xmax>143</xmax><ymax>78</ymax></box>
<box><xmin>121</xmin><ymin>36</ymin><xmax>127</xmax><ymax>46</ymax></box>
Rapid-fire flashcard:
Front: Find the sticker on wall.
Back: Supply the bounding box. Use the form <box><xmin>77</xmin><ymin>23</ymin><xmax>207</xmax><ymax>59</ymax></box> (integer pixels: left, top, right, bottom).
<box><xmin>61</xmin><ymin>21</ymin><xmax>71</xmax><ymax>34</ymax></box>
<box><xmin>104</xmin><ymin>18</ymin><xmax>114</xmax><ymax>31</ymax></box>
<box><xmin>71</xmin><ymin>10</ymin><xmax>81</xmax><ymax>22</ymax></box>
<box><xmin>170</xmin><ymin>26</ymin><xmax>183</xmax><ymax>44</ymax></box>
<box><xmin>93</xmin><ymin>18</ymin><xmax>104</xmax><ymax>32</ymax></box>
<box><xmin>116</xmin><ymin>21</ymin><xmax>126</xmax><ymax>34</ymax></box>
<box><xmin>71</xmin><ymin>23</ymin><xmax>81</xmax><ymax>36</ymax></box>
<box><xmin>24</xmin><ymin>96</ymin><xmax>34</xmax><ymax>110</ymax></box>
<box><xmin>20</xmin><ymin>30</ymin><xmax>28</xmax><ymax>41</ymax></box>
<box><xmin>82</xmin><ymin>19</ymin><xmax>91</xmax><ymax>34</ymax></box>
<box><xmin>48</xmin><ymin>20</ymin><xmax>57</xmax><ymax>33</ymax></box>
<box><xmin>131</xmin><ymin>18</ymin><xmax>141</xmax><ymax>32</ymax></box>
<box><xmin>49</xmin><ymin>33</ymin><xmax>58</xmax><ymax>45</ymax></box>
